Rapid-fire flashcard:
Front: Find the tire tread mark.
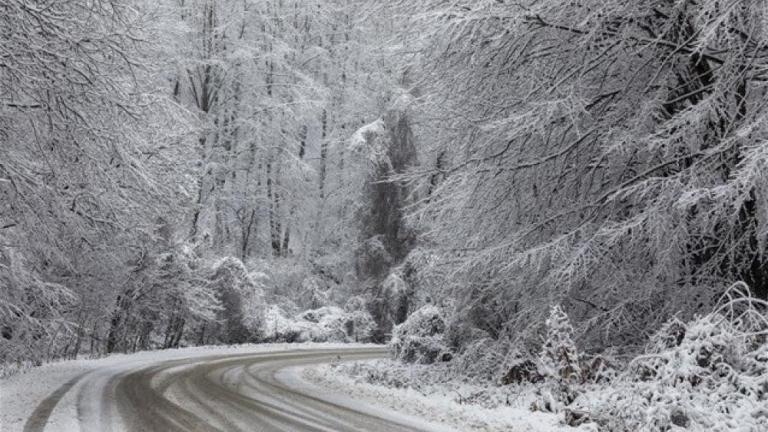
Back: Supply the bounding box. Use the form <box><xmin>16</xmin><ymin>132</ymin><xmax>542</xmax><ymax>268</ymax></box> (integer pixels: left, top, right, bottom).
<box><xmin>23</xmin><ymin>372</ymin><xmax>90</xmax><ymax>432</ymax></box>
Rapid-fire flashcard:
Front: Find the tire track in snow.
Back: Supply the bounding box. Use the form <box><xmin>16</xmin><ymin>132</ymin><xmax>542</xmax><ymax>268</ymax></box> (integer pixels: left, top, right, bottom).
<box><xmin>22</xmin><ymin>372</ymin><xmax>90</xmax><ymax>432</ymax></box>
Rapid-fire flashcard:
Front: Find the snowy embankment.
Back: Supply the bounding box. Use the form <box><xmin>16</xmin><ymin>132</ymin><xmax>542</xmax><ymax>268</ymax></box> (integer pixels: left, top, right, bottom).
<box><xmin>293</xmin><ymin>286</ymin><xmax>768</xmax><ymax>432</ymax></box>
<box><xmin>292</xmin><ymin>360</ymin><xmax>577</xmax><ymax>432</ymax></box>
<box><xmin>0</xmin><ymin>343</ymin><xmax>376</xmax><ymax>432</ymax></box>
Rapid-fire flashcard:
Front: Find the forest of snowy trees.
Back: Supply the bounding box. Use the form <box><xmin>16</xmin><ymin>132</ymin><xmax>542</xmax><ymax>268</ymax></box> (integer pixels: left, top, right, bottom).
<box><xmin>2</xmin><ymin>2</ymin><xmax>768</xmax><ymax>428</ymax></box>
<box><xmin>400</xmin><ymin>0</ymin><xmax>768</xmax><ymax>353</ymax></box>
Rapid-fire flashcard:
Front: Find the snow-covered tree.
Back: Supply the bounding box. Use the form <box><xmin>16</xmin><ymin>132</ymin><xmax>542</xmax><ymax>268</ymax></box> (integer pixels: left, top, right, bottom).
<box><xmin>539</xmin><ymin>305</ymin><xmax>581</xmax><ymax>383</ymax></box>
<box><xmin>387</xmin><ymin>0</ymin><xmax>768</xmax><ymax>351</ymax></box>
<box><xmin>1</xmin><ymin>0</ymin><xmax>194</xmax><ymax>360</ymax></box>
<box><xmin>206</xmin><ymin>257</ymin><xmax>265</xmax><ymax>344</ymax></box>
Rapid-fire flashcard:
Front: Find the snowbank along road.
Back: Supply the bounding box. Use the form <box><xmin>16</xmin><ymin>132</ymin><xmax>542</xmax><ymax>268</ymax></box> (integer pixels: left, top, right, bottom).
<box><xmin>20</xmin><ymin>347</ymin><xmax>443</xmax><ymax>432</ymax></box>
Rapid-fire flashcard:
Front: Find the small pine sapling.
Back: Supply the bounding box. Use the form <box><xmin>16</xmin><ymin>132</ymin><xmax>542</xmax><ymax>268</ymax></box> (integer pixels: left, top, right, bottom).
<box><xmin>533</xmin><ymin>304</ymin><xmax>582</xmax><ymax>413</ymax></box>
<box><xmin>540</xmin><ymin>304</ymin><xmax>582</xmax><ymax>383</ymax></box>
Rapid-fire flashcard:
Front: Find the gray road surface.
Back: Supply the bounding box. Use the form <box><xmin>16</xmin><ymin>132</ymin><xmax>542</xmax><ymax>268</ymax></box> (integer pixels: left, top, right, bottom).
<box><xmin>24</xmin><ymin>348</ymin><xmax>435</xmax><ymax>432</ymax></box>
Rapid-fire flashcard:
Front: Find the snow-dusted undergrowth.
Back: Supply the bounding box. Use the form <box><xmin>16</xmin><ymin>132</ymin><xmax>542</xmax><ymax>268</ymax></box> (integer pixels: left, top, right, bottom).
<box><xmin>575</xmin><ymin>283</ymin><xmax>768</xmax><ymax>432</ymax></box>
<box><xmin>262</xmin><ymin>305</ymin><xmax>375</xmax><ymax>343</ymax></box>
<box><xmin>327</xmin><ymin>284</ymin><xmax>768</xmax><ymax>432</ymax></box>
<box><xmin>302</xmin><ymin>360</ymin><xmax>572</xmax><ymax>432</ymax></box>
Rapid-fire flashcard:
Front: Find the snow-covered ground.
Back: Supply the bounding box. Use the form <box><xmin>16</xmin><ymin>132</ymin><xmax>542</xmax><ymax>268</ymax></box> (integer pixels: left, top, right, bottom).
<box><xmin>293</xmin><ymin>359</ymin><xmax>578</xmax><ymax>432</ymax></box>
<box><xmin>0</xmin><ymin>343</ymin><xmax>377</xmax><ymax>432</ymax></box>
<box><xmin>7</xmin><ymin>334</ymin><xmax>763</xmax><ymax>432</ymax></box>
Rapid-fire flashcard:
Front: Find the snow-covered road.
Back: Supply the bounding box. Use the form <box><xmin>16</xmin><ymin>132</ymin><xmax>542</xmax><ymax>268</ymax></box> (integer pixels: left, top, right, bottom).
<box><xmin>3</xmin><ymin>346</ymin><xmax>450</xmax><ymax>432</ymax></box>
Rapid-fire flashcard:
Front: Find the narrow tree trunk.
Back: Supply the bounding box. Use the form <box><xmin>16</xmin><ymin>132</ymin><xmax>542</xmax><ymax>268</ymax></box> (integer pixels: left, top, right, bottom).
<box><xmin>266</xmin><ymin>160</ymin><xmax>282</xmax><ymax>256</ymax></box>
<box><xmin>318</xmin><ymin>109</ymin><xmax>329</xmax><ymax>200</ymax></box>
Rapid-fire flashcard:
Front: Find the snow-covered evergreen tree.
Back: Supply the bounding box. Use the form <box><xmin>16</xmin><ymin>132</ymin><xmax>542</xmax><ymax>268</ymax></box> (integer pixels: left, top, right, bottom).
<box><xmin>539</xmin><ymin>305</ymin><xmax>581</xmax><ymax>383</ymax></box>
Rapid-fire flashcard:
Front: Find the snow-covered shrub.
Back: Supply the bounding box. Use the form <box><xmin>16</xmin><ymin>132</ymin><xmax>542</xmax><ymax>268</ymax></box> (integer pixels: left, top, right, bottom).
<box><xmin>531</xmin><ymin>305</ymin><xmax>582</xmax><ymax>413</ymax></box>
<box><xmin>501</xmin><ymin>350</ymin><xmax>544</xmax><ymax>385</ymax></box>
<box><xmin>296</xmin><ymin>306</ymin><xmax>376</xmax><ymax>343</ymax></box>
<box><xmin>397</xmin><ymin>336</ymin><xmax>447</xmax><ymax>364</ymax></box>
<box><xmin>262</xmin><ymin>305</ymin><xmax>307</xmax><ymax>342</ymax></box>
<box><xmin>296</xmin><ymin>306</ymin><xmax>348</xmax><ymax>342</ymax></box>
<box><xmin>539</xmin><ymin>305</ymin><xmax>581</xmax><ymax>383</ymax></box>
<box><xmin>368</xmin><ymin>267</ymin><xmax>416</xmax><ymax>342</ymax></box>
<box><xmin>579</xmin><ymin>353</ymin><xmax>618</xmax><ymax>384</ymax></box>
<box><xmin>451</xmin><ymin>337</ymin><xmax>505</xmax><ymax>382</ymax></box>
<box><xmin>390</xmin><ymin>304</ymin><xmax>450</xmax><ymax>364</ymax></box>
<box><xmin>329</xmin><ymin>357</ymin><xmax>539</xmax><ymax>411</ymax></box>
<box><xmin>344</xmin><ymin>310</ymin><xmax>376</xmax><ymax>342</ymax></box>
<box><xmin>261</xmin><ymin>305</ymin><xmax>375</xmax><ymax>343</ymax></box>
<box><xmin>381</xmin><ymin>270</ymin><xmax>409</xmax><ymax>308</ymax></box>
<box><xmin>339</xmin><ymin>295</ymin><xmax>377</xmax><ymax>342</ymax></box>
<box><xmin>582</xmin><ymin>283</ymin><xmax>768</xmax><ymax>432</ymax></box>
<box><xmin>334</xmin><ymin>359</ymin><xmax>414</xmax><ymax>389</ymax></box>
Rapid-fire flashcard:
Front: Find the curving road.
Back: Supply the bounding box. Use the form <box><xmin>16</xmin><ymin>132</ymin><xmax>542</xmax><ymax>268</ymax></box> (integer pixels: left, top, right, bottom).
<box><xmin>23</xmin><ymin>348</ymin><xmax>436</xmax><ymax>432</ymax></box>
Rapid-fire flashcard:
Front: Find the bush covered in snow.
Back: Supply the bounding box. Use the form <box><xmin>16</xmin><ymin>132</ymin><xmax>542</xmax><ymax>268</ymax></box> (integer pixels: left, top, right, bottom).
<box><xmin>261</xmin><ymin>305</ymin><xmax>305</xmax><ymax>342</ymax></box>
<box><xmin>372</xmin><ymin>284</ymin><xmax>767</xmax><ymax>432</ymax></box>
<box><xmin>530</xmin><ymin>305</ymin><xmax>582</xmax><ymax>413</ymax></box>
<box><xmin>344</xmin><ymin>310</ymin><xmax>377</xmax><ymax>342</ymax></box>
<box><xmin>539</xmin><ymin>305</ymin><xmax>581</xmax><ymax>383</ymax></box>
<box><xmin>297</xmin><ymin>306</ymin><xmax>352</xmax><ymax>342</ymax></box>
<box><xmin>447</xmin><ymin>337</ymin><xmax>507</xmax><ymax>383</ymax></box>
<box><xmin>574</xmin><ymin>283</ymin><xmax>768</xmax><ymax>431</ymax></box>
<box><xmin>367</xmin><ymin>267</ymin><xmax>415</xmax><ymax>342</ymax></box>
<box><xmin>390</xmin><ymin>304</ymin><xmax>451</xmax><ymax>364</ymax></box>
<box><xmin>500</xmin><ymin>350</ymin><xmax>544</xmax><ymax>386</ymax></box>
<box><xmin>261</xmin><ymin>305</ymin><xmax>375</xmax><ymax>343</ymax></box>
